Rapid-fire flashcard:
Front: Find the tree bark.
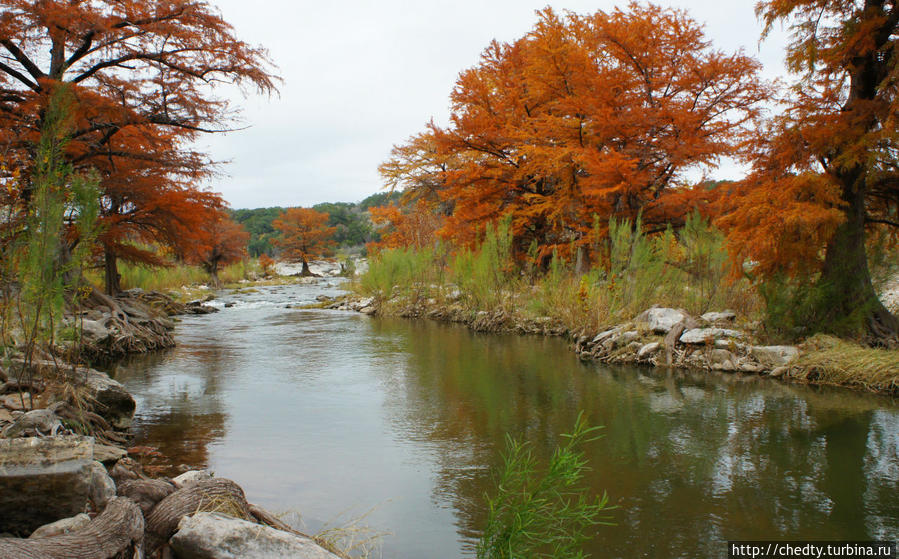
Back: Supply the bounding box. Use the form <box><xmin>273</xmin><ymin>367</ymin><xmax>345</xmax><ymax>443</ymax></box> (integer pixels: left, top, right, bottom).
<box><xmin>819</xmin><ymin>179</ymin><xmax>899</xmax><ymax>344</ymax></box>
<box><xmin>0</xmin><ymin>497</ymin><xmax>144</xmax><ymax>559</ymax></box>
<box><xmin>144</xmin><ymin>478</ymin><xmax>253</xmax><ymax>555</ymax></box>
<box><xmin>104</xmin><ymin>246</ymin><xmax>121</xmax><ymax>296</ymax></box>
<box><xmin>301</xmin><ymin>258</ymin><xmax>311</xmax><ymax>276</ymax></box>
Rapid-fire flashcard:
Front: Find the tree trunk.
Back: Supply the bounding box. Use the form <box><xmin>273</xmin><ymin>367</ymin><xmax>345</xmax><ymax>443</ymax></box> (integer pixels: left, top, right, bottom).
<box><xmin>104</xmin><ymin>247</ymin><xmax>121</xmax><ymax>296</ymax></box>
<box><xmin>818</xmin><ymin>180</ymin><xmax>899</xmax><ymax>344</ymax></box>
<box><xmin>0</xmin><ymin>497</ymin><xmax>144</xmax><ymax>559</ymax></box>
<box><xmin>301</xmin><ymin>258</ymin><xmax>311</xmax><ymax>277</ymax></box>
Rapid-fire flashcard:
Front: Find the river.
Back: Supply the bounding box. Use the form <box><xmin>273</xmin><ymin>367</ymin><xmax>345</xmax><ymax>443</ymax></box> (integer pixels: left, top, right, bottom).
<box><xmin>106</xmin><ymin>281</ymin><xmax>899</xmax><ymax>558</ymax></box>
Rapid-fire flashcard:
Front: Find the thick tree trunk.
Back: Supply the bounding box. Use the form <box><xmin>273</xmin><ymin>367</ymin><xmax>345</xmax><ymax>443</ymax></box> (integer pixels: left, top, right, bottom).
<box><xmin>301</xmin><ymin>258</ymin><xmax>311</xmax><ymax>276</ymax></box>
<box><xmin>104</xmin><ymin>247</ymin><xmax>121</xmax><ymax>296</ymax></box>
<box><xmin>818</xmin><ymin>181</ymin><xmax>899</xmax><ymax>344</ymax></box>
<box><xmin>0</xmin><ymin>497</ymin><xmax>144</xmax><ymax>559</ymax></box>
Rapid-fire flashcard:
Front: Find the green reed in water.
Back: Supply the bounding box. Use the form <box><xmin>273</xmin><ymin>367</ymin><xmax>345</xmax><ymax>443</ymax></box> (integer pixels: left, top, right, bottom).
<box><xmin>477</xmin><ymin>412</ymin><xmax>614</xmax><ymax>559</ymax></box>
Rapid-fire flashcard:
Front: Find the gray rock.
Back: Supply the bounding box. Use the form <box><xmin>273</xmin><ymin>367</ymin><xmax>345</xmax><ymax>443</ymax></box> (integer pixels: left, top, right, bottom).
<box><xmin>769</xmin><ymin>366</ymin><xmax>789</xmax><ymax>378</ymax></box>
<box><xmin>172</xmin><ymin>469</ymin><xmax>214</xmax><ymax>489</ymax></box>
<box><xmin>89</xmin><ymin>461</ymin><xmax>116</xmax><ymax>509</ymax></box>
<box><xmin>636</xmin><ymin>308</ymin><xmax>689</xmax><ymax>334</ymax></box>
<box><xmin>680</xmin><ymin>328</ymin><xmax>744</xmax><ymax>345</ymax></box>
<box><xmin>79</xmin><ymin>319</ymin><xmax>109</xmax><ymax>342</ymax></box>
<box><xmin>94</xmin><ymin>444</ymin><xmax>127</xmax><ymax>464</ymax></box>
<box><xmin>359</xmin><ymin>306</ymin><xmax>376</xmax><ymax>315</ymax></box>
<box><xmin>615</xmin><ymin>331</ymin><xmax>640</xmax><ymax>348</ymax></box>
<box><xmin>170</xmin><ymin>512</ymin><xmax>342</xmax><ymax>559</ymax></box>
<box><xmin>637</xmin><ymin>342</ymin><xmax>661</xmax><ymax>359</ymax></box>
<box><xmin>1</xmin><ymin>409</ymin><xmax>62</xmax><ymax>438</ymax></box>
<box><xmin>700</xmin><ymin>311</ymin><xmax>736</xmax><ymax>323</ymax></box>
<box><xmin>751</xmin><ymin>346</ymin><xmax>800</xmax><ymax>368</ymax></box>
<box><xmin>0</xmin><ymin>436</ymin><xmax>94</xmax><ymax>534</ymax></box>
<box><xmin>28</xmin><ymin>513</ymin><xmax>91</xmax><ymax>539</ymax></box>
<box><xmin>707</xmin><ymin>349</ymin><xmax>737</xmax><ymax>371</ymax></box>
<box><xmin>737</xmin><ymin>359</ymin><xmax>765</xmax><ymax>373</ymax></box>
<box><xmin>1</xmin><ymin>392</ymin><xmax>33</xmax><ymax>411</ymax></box>
<box><xmin>591</xmin><ymin>327</ymin><xmax>622</xmax><ymax>344</ymax></box>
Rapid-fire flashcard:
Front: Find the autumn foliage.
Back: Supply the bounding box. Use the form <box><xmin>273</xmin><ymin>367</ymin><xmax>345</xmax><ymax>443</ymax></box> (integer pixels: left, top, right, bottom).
<box><xmin>382</xmin><ymin>4</ymin><xmax>768</xmax><ymax>263</ymax></box>
<box><xmin>273</xmin><ymin>208</ymin><xmax>337</xmax><ymax>276</ymax></box>
<box><xmin>716</xmin><ymin>0</ymin><xmax>899</xmax><ymax>339</ymax></box>
<box><xmin>0</xmin><ymin>0</ymin><xmax>276</xmax><ymax>293</ymax></box>
<box><xmin>189</xmin><ymin>210</ymin><xmax>249</xmax><ymax>287</ymax></box>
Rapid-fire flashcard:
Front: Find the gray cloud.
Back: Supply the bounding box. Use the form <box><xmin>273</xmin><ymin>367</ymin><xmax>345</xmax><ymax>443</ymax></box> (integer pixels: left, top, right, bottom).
<box><xmin>204</xmin><ymin>0</ymin><xmax>789</xmax><ymax>209</ymax></box>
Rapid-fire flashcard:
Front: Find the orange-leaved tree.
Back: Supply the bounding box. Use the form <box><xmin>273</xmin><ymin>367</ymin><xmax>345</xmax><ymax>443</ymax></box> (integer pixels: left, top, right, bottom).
<box><xmin>272</xmin><ymin>208</ymin><xmax>336</xmax><ymax>276</ymax></box>
<box><xmin>369</xmin><ymin>200</ymin><xmax>443</xmax><ymax>250</ymax></box>
<box><xmin>187</xmin><ymin>209</ymin><xmax>249</xmax><ymax>287</ymax></box>
<box><xmin>718</xmin><ymin>0</ymin><xmax>899</xmax><ymax>341</ymax></box>
<box><xmin>383</xmin><ymin>4</ymin><xmax>769</xmax><ymax>265</ymax></box>
<box><xmin>0</xmin><ymin>0</ymin><xmax>277</xmax><ymax>293</ymax></box>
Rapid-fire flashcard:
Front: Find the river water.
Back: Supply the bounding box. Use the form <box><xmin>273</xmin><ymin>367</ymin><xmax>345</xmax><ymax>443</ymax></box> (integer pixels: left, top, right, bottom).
<box><xmin>107</xmin><ymin>281</ymin><xmax>899</xmax><ymax>558</ymax></box>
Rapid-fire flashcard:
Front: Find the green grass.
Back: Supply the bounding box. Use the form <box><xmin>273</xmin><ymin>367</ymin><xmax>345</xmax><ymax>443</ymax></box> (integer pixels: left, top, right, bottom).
<box><xmin>86</xmin><ymin>259</ymin><xmax>261</xmax><ymax>294</ymax></box>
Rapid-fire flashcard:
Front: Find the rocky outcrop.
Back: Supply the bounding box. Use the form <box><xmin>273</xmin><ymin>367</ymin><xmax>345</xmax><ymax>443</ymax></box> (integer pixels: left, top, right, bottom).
<box><xmin>170</xmin><ymin>513</ymin><xmax>342</xmax><ymax>559</ymax></box>
<box><xmin>0</xmin><ymin>436</ymin><xmax>96</xmax><ymax>534</ymax></box>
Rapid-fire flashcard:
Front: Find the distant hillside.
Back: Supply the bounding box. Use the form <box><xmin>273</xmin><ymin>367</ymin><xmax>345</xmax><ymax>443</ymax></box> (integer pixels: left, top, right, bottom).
<box><xmin>232</xmin><ymin>191</ymin><xmax>401</xmax><ymax>257</ymax></box>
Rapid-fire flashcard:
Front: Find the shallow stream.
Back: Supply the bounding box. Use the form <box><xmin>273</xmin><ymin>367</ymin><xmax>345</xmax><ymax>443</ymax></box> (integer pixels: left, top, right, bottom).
<box><xmin>108</xmin><ymin>281</ymin><xmax>899</xmax><ymax>558</ymax></box>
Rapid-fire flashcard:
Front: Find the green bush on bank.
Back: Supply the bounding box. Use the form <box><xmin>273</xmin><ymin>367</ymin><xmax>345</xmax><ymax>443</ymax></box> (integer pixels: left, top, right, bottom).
<box><xmin>356</xmin><ymin>213</ymin><xmax>761</xmax><ymax>334</ymax></box>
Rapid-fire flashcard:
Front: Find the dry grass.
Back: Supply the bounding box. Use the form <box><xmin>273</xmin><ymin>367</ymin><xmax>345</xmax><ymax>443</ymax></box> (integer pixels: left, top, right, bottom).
<box><xmin>794</xmin><ymin>335</ymin><xmax>899</xmax><ymax>394</ymax></box>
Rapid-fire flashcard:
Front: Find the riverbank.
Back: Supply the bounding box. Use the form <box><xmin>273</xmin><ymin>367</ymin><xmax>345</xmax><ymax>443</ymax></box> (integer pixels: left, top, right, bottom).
<box><xmin>0</xmin><ymin>289</ymin><xmax>348</xmax><ymax>559</ymax></box>
<box><xmin>315</xmin><ymin>291</ymin><xmax>899</xmax><ymax>396</ymax></box>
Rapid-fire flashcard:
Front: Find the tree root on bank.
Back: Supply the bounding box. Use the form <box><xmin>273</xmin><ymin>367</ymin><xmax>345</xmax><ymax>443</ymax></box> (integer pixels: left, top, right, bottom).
<box><xmin>0</xmin><ymin>497</ymin><xmax>144</xmax><ymax>559</ymax></box>
<box><xmin>144</xmin><ymin>478</ymin><xmax>253</xmax><ymax>556</ymax></box>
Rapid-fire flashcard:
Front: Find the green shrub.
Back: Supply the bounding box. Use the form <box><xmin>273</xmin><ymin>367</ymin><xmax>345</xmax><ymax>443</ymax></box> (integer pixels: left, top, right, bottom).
<box><xmin>477</xmin><ymin>413</ymin><xmax>613</xmax><ymax>559</ymax></box>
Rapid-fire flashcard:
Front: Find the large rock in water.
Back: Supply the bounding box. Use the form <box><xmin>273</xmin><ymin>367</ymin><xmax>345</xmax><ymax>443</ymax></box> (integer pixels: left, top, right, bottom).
<box><xmin>0</xmin><ymin>436</ymin><xmax>95</xmax><ymax>535</ymax></box>
<box><xmin>636</xmin><ymin>308</ymin><xmax>689</xmax><ymax>334</ymax></box>
<box><xmin>170</xmin><ymin>512</ymin><xmax>342</xmax><ymax>559</ymax></box>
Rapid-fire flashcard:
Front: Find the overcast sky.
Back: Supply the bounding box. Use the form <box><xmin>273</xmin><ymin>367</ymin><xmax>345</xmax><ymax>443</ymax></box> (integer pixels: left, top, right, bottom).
<box><xmin>201</xmin><ymin>0</ymin><xmax>790</xmax><ymax>209</ymax></box>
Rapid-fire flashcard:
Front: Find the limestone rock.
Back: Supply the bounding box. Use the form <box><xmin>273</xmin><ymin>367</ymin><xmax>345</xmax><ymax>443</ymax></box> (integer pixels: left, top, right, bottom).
<box><xmin>591</xmin><ymin>327</ymin><xmax>622</xmax><ymax>345</ymax></box>
<box><xmin>89</xmin><ymin>461</ymin><xmax>116</xmax><ymax>509</ymax></box>
<box><xmin>79</xmin><ymin>319</ymin><xmax>109</xmax><ymax>343</ymax></box>
<box><xmin>28</xmin><ymin>513</ymin><xmax>91</xmax><ymax>539</ymax></box>
<box><xmin>751</xmin><ymin>346</ymin><xmax>800</xmax><ymax>368</ymax></box>
<box><xmin>707</xmin><ymin>349</ymin><xmax>737</xmax><ymax>371</ymax></box>
<box><xmin>0</xmin><ymin>436</ymin><xmax>94</xmax><ymax>534</ymax></box>
<box><xmin>94</xmin><ymin>444</ymin><xmax>127</xmax><ymax>464</ymax></box>
<box><xmin>615</xmin><ymin>331</ymin><xmax>640</xmax><ymax>348</ymax></box>
<box><xmin>172</xmin><ymin>469</ymin><xmax>214</xmax><ymax>489</ymax></box>
<box><xmin>170</xmin><ymin>512</ymin><xmax>342</xmax><ymax>559</ymax></box>
<box><xmin>680</xmin><ymin>328</ymin><xmax>744</xmax><ymax>345</ymax></box>
<box><xmin>636</xmin><ymin>308</ymin><xmax>689</xmax><ymax>334</ymax></box>
<box><xmin>2</xmin><ymin>392</ymin><xmax>33</xmax><ymax>411</ymax></box>
<box><xmin>1</xmin><ymin>409</ymin><xmax>62</xmax><ymax>438</ymax></box>
<box><xmin>700</xmin><ymin>311</ymin><xmax>736</xmax><ymax>323</ymax></box>
<box><xmin>637</xmin><ymin>342</ymin><xmax>660</xmax><ymax>359</ymax></box>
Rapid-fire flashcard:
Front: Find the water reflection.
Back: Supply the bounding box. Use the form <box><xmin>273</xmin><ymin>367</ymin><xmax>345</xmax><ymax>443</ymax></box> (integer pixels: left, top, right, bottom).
<box><xmin>114</xmin><ymin>283</ymin><xmax>899</xmax><ymax>558</ymax></box>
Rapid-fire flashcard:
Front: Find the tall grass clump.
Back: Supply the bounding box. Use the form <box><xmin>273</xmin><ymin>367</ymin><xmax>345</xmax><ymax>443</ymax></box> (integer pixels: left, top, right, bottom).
<box><xmin>358</xmin><ymin>246</ymin><xmax>441</xmax><ymax>302</ymax></box>
<box><xmin>452</xmin><ymin>217</ymin><xmax>515</xmax><ymax>309</ymax></box>
<box><xmin>477</xmin><ymin>413</ymin><xmax>613</xmax><ymax>559</ymax></box>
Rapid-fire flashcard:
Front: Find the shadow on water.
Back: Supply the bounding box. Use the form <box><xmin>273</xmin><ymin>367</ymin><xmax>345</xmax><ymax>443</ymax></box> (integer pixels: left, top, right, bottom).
<box><xmin>111</xmin><ymin>283</ymin><xmax>899</xmax><ymax>558</ymax></box>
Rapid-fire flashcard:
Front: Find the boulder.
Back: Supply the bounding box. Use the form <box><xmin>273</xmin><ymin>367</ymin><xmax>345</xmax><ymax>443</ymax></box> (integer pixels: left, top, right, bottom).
<box><xmin>170</xmin><ymin>512</ymin><xmax>342</xmax><ymax>559</ymax></box>
<box><xmin>700</xmin><ymin>311</ymin><xmax>736</xmax><ymax>323</ymax></box>
<box><xmin>636</xmin><ymin>308</ymin><xmax>689</xmax><ymax>334</ymax></box>
<box><xmin>93</xmin><ymin>444</ymin><xmax>127</xmax><ymax>464</ymax></box>
<box><xmin>1</xmin><ymin>409</ymin><xmax>63</xmax><ymax>438</ymax></box>
<box><xmin>79</xmin><ymin>320</ymin><xmax>109</xmax><ymax>343</ymax></box>
<box><xmin>679</xmin><ymin>328</ymin><xmax>744</xmax><ymax>345</ymax></box>
<box><xmin>172</xmin><ymin>469</ymin><xmax>215</xmax><ymax>489</ymax></box>
<box><xmin>70</xmin><ymin>367</ymin><xmax>135</xmax><ymax>429</ymax></box>
<box><xmin>637</xmin><ymin>342</ymin><xmax>660</xmax><ymax>359</ymax></box>
<box><xmin>614</xmin><ymin>331</ymin><xmax>640</xmax><ymax>348</ymax></box>
<box><xmin>751</xmin><ymin>346</ymin><xmax>800</xmax><ymax>368</ymax></box>
<box><xmin>28</xmin><ymin>513</ymin><xmax>91</xmax><ymax>539</ymax></box>
<box><xmin>89</xmin><ymin>461</ymin><xmax>116</xmax><ymax>509</ymax></box>
<box><xmin>0</xmin><ymin>436</ymin><xmax>95</xmax><ymax>534</ymax></box>
<box><xmin>707</xmin><ymin>349</ymin><xmax>737</xmax><ymax>371</ymax></box>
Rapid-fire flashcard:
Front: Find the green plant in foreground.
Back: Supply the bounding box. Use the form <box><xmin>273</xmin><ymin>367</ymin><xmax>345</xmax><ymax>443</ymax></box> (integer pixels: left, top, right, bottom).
<box><xmin>477</xmin><ymin>413</ymin><xmax>614</xmax><ymax>559</ymax></box>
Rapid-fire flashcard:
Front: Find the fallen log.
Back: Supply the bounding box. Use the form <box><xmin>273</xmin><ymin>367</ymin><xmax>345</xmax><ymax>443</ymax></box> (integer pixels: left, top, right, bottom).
<box><xmin>0</xmin><ymin>497</ymin><xmax>144</xmax><ymax>559</ymax></box>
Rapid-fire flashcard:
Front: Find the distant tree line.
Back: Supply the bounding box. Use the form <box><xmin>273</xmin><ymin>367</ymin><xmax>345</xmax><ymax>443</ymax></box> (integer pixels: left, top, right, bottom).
<box><xmin>231</xmin><ymin>191</ymin><xmax>400</xmax><ymax>257</ymax></box>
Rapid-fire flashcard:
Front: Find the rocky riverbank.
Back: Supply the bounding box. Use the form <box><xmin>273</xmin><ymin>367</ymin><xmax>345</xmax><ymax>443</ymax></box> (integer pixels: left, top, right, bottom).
<box><xmin>0</xmin><ymin>290</ymin><xmax>342</xmax><ymax>559</ymax></box>
<box><xmin>318</xmin><ymin>293</ymin><xmax>899</xmax><ymax>396</ymax></box>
